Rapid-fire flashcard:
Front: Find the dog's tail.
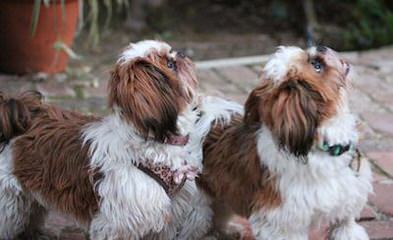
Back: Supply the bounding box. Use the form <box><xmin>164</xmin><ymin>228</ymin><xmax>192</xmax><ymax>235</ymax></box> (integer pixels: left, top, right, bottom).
<box><xmin>0</xmin><ymin>91</ymin><xmax>43</xmax><ymax>151</ymax></box>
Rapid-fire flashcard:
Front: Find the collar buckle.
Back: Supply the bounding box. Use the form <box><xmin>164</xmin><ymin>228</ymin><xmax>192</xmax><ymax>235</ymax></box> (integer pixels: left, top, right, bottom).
<box><xmin>164</xmin><ymin>134</ymin><xmax>190</xmax><ymax>146</ymax></box>
<box><xmin>319</xmin><ymin>141</ymin><xmax>352</xmax><ymax>157</ymax></box>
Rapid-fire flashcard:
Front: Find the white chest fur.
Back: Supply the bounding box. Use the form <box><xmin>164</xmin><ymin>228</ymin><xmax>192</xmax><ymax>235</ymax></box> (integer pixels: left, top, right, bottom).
<box><xmin>252</xmin><ymin>116</ymin><xmax>372</xmax><ymax>238</ymax></box>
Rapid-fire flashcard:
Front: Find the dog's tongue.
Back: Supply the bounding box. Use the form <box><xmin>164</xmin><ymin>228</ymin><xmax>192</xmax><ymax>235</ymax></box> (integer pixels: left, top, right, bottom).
<box><xmin>165</xmin><ymin>134</ymin><xmax>189</xmax><ymax>146</ymax></box>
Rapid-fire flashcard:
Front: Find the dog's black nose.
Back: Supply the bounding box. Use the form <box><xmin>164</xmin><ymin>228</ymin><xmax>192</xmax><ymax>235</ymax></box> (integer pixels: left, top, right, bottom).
<box><xmin>316</xmin><ymin>45</ymin><xmax>328</xmax><ymax>53</ymax></box>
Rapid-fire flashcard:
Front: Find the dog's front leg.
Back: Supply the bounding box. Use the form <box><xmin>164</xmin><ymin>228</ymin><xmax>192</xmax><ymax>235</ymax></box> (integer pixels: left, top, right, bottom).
<box><xmin>89</xmin><ymin>166</ymin><xmax>172</xmax><ymax>240</ymax></box>
<box><xmin>329</xmin><ymin>218</ymin><xmax>369</xmax><ymax>240</ymax></box>
<box><xmin>249</xmin><ymin>211</ymin><xmax>309</xmax><ymax>240</ymax></box>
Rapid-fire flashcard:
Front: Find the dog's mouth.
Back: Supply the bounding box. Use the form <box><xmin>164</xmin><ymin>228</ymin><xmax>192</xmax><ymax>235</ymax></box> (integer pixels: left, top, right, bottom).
<box><xmin>164</xmin><ymin>134</ymin><xmax>190</xmax><ymax>146</ymax></box>
<box><xmin>341</xmin><ymin>59</ymin><xmax>351</xmax><ymax>77</ymax></box>
<box><xmin>345</xmin><ymin>62</ymin><xmax>351</xmax><ymax>77</ymax></box>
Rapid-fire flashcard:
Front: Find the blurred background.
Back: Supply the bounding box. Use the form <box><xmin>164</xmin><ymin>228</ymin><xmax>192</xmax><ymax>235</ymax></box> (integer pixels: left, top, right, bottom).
<box><xmin>1</xmin><ymin>1</ymin><xmax>393</xmax><ymax>239</ymax></box>
<box><xmin>76</xmin><ymin>0</ymin><xmax>393</xmax><ymax>59</ymax></box>
<box><xmin>2</xmin><ymin>0</ymin><xmax>393</xmax><ymax>73</ymax></box>
<box><xmin>65</xmin><ymin>0</ymin><xmax>393</xmax><ymax>57</ymax></box>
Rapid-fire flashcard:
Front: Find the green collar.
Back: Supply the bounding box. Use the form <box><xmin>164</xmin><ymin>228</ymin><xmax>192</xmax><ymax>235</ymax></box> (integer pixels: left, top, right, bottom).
<box><xmin>319</xmin><ymin>142</ymin><xmax>352</xmax><ymax>156</ymax></box>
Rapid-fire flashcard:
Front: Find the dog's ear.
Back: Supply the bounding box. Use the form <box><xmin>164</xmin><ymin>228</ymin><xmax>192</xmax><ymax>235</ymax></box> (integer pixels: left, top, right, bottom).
<box><xmin>244</xmin><ymin>82</ymin><xmax>271</xmax><ymax>124</ymax></box>
<box><xmin>0</xmin><ymin>91</ymin><xmax>43</xmax><ymax>152</ymax></box>
<box><xmin>270</xmin><ymin>80</ymin><xmax>322</xmax><ymax>157</ymax></box>
<box><xmin>109</xmin><ymin>59</ymin><xmax>182</xmax><ymax>142</ymax></box>
<box><xmin>244</xmin><ymin>89</ymin><xmax>261</xmax><ymax>124</ymax></box>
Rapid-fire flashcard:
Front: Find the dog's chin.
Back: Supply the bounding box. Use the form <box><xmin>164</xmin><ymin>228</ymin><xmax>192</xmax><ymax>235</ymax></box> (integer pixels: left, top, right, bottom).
<box><xmin>246</xmin><ymin>46</ymin><xmax>354</xmax><ymax>157</ymax></box>
<box><xmin>108</xmin><ymin>40</ymin><xmax>199</xmax><ymax>143</ymax></box>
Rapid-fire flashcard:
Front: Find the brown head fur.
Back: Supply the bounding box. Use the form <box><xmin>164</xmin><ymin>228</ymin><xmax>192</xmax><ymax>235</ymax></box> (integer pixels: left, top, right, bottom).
<box><xmin>108</xmin><ymin>49</ymin><xmax>197</xmax><ymax>142</ymax></box>
<box><xmin>7</xmin><ymin>91</ymin><xmax>101</xmax><ymax>224</ymax></box>
<box><xmin>200</xmin><ymin>115</ymin><xmax>281</xmax><ymax>217</ymax></box>
<box><xmin>0</xmin><ymin>91</ymin><xmax>42</xmax><ymax>152</ymax></box>
<box><xmin>245</xmin><ymin>47</ymin><xmax>348</xmax><ymax>157</ymax></box>
<box><xmin>0</xmin><ymin>90</ymin><xmax>101</xmax><ymax>224</ymax></box>
<box><xmin>13</xmin><ymin>115</ymin><xmax>100</xmax><ymax>224</ymax></box>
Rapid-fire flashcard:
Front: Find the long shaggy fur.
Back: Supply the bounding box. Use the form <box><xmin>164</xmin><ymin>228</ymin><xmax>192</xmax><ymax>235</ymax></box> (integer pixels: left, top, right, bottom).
<box><xmin>199</xmin><ymin>46</ymin><xmax>372</xmax><ymax>240</ymax></box>
<box><xmin>0</xmin><ymin>40</ymin><xmax>240</xmax><ymax>240</ymax></box>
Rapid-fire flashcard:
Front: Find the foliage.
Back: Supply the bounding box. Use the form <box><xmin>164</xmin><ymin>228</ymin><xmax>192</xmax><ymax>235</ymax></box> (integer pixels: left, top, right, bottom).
<box><xmin>32</xmin><ymin>0</ymin><xmax>131</xmax><ymax>48</ymax></box>
<box><xmin>83</xmin><ymin>0</ymin><xmax>130</xmax><ymax>48</ymax></box>
<box><xmin>342</xmin><ymin>0</ymin><xmax>393</xmax><ymax>49</ymax></box>
<box><xmin>31</xmin><ymin>0</ymin><xmax>65</xmax><ymax>35</ymax></box>
<box><xmin>31</xmin><ymin>0</ymin><xmax>393</xmax><ymax>50</ymax></box>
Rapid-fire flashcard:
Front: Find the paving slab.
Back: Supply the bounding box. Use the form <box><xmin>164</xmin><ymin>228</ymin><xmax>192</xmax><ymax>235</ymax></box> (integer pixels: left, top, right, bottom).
<box><xmin>1</xmin><ymin>46</ymin><xmax>393</xmax><ymax>239</ymax></box>
<box><xmin>215</xmin><ymin>66</ymin><xmax>258</xmax><ymax>92</ymax></box>
<box><xmin>0</xmin><ymin>74</ymin><xmax>35</xmax><ymax>94</ymax></box>
<box><xmin>362</xmin><ymin>112</ymin><xmax>393</xmax><ymax>136</ymax></box>
<box><xmin>360</xmin><ymin>205</ymin><xmax>378</xmax><ymax>221</ymax></box>
<box><xmin>369</xmin><ymin>182</ymin><xmax>393</xmax><ymax>216</ymax></box>
<box><xmin>361</xmin><ymin>221</ymin><xmax>393</xmax><ymax>240</ymax></box>
<box><xmin>197</xmin><ymin>69</ymin><xmax>242</xmax><ymax>95</ymax></box>
<box><xmin>36</xmin><ymin>81</ymin><xmax>76</xmax><ymax>98</ymax></box>
<box><xmin>350</xmin><ymin>88</ymin><xmax>386</xmax><ymax>115</ymax></box>
<box><xmin>367</xmin><ymin>152</ymin><xmax>393</xmax><ymax>176</ymax></box>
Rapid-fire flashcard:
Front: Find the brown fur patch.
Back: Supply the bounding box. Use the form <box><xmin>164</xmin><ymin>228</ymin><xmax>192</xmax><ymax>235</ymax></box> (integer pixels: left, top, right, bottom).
<box><xmin>108</xmin><ymin>52</ymin><xmax>191</xmax><ymax>142</ymax></box>
<box><xmin>200</xmin><ymin>48</ymin><xmax>348</xmax><ymax>238</ymax></box>
<box><xmin>13</xmin><ymin>114</ymin><xmax>100</xmax><ymax>224</ymax></box>
<box><xmin>199</xmin><ymin>115</ymin><xmax>281</xmax><ymax>217</ymax></box>
<box><xmin>0</xmin><ymin>91</ymin><xmax>42</xmax><ymax>152</ymax></box>
<box><xmin>175</xmin><ymin>53</ymin><xmax>198</xmax><ymax>99</ymax></box>
<box><xmin>244</xmin><ymin>65</ymin><xmax>341</xmax><ymax>156</ymax></box>
<box><xmin>1</xmin><ymin>91</ymin><xmax>102</xmax><ymax>224</ymax></box>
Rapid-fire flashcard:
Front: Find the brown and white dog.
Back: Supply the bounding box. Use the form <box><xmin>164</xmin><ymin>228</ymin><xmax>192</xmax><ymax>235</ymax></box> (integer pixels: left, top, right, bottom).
<box><xmin>199</xmin><ymin>46</ymin><xmax>372</xmax><ymax>240</ymax></box>
<box><xmin>0</xmin><ymin>40</ymin><xmax>241</xmax><ymax>240</ymax></box>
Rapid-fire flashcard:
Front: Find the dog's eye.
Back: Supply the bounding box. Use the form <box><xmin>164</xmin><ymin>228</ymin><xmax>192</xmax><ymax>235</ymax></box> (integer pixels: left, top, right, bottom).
<box><xmin>311</xmin><ymin>58</ymin><xmax>323</xmax><ymax>73</ymax></box>
<box><xmin>167</xmin><ymin>59</ymin><xmax>177</xmax><ymax>71</ymax></box>
<box><xmin>177</xmin><ymin>51</ymin><xmax>186</xmax><ymax>59</ymax></box>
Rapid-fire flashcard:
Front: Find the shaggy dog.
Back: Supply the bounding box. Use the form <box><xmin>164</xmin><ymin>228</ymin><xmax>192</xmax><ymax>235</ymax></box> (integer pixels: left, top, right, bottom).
<box><xmin>0</xmin><ymin>40</ymin><xmax>241</xmax><ymax>240</ymax></box>
<box><xmin>198</xmin><ymin>46</ymin><xmax>372</xmax><ymax>240</ymax></box>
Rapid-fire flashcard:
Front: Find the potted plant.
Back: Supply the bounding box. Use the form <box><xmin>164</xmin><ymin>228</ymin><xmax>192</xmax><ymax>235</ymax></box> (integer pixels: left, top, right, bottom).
<box><xmin>0</xmin><ymin>0</ymin><xmax>80</xmax><ymax>74</ymax></box>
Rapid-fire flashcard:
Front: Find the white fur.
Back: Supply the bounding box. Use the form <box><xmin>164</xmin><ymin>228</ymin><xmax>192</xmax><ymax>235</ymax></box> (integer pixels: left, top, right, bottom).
<box><xmin>83</xmin><ymin>109</ymin><xmax>200</xmax><ymax>239</ymax></box>
<box><xmin>84</xmin><ymin>94</ymin><xmax>242</xmax><ymax>239</ymax></box>
<box><xmin>118</xmin><ymin>40</ymin><xmax>171</xmax><ymax>64</ymax></box>
<box><xmin>84</xmin><ymin>95</ymin><xmax>241</xmax><ymax>239</ymax></box>
<box><xmin>199</xmin><ymin>96</ymin><xmax>243</xmax><ymax>126</ymax></box>
<box><xmin>263</xmin><ymin>46</ymin><xmax>304</xmax><ymax>84</ymax></box>
<box><xmin>0</xmin><ymin>144</ymin><xmax>33</xmax><ymax>239</ymax></box>
<box><xmin>0</xmin><ymin>42</ymin><xmax>243</xmax><ymax>239</ymax></box>
<box><xmin>249</xmin><ymin>95</ymin><xmax>371</xmax><ymax>237</ymax></box>
<box><xmin>144</xmin><ymin>182</ymin><xmax>213</xmax><ymax>240</ymax></box>
<box><xmin>247</xmin><ymin>46</ymin><xmax>372</xmax><ymax>239</ymax></box>
<box><xmin>192</xmin><ymin>96</ymin><xmax>243</xmax><ymax>145</ymax></box>
<box><xmin>188</xmin><ymin>96</ymin><xmax>243</xmax><ymax>169</ymax></box>
<box><xmin>330</xmin><ymin>218</ymin><xmax>369</xmax><ymax>240</ymax></box>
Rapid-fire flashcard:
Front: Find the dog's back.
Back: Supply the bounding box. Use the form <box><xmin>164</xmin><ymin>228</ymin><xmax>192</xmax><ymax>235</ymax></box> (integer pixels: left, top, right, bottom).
<box><xmin>0</xmin><ymin>91</ymin><xmax>101</xmax><ymax>238</ymax></box>
<box><xmin>0</xmin><ymin>91</ymin><xmax>43</xmax><ymax>152</ymax></box>
<box><xmin>0</xmin><ymin>90</ymin><xmax>95</xmax><ymax>150</ymax></box>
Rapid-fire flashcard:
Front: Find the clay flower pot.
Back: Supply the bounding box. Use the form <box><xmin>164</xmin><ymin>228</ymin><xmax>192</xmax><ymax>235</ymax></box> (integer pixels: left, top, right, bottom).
<box><xmin>0</xmin><ymin>0</ymin><xmax>79</xmax><ymax>74</ymax></box>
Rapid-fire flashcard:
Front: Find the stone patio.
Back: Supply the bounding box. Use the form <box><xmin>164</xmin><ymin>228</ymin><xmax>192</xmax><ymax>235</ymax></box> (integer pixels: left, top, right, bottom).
<box><xmin>1</xmin><ymin>46</ymin><xmax>393</xmax><ymax>239</ymax></box>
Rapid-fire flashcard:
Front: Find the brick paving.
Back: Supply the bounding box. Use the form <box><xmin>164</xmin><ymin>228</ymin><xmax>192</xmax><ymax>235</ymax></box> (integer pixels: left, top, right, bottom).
<box><xmin>1</xmin><ymin>46</ymin><xmax>393</xmax><ymax>239</ymax></box>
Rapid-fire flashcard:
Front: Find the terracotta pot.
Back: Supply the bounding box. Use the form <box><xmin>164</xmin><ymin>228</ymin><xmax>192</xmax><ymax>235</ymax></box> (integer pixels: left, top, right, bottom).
<box><xmin>0</xmin><ymin>0</ymin><xmax>79</xmax><ymax>74</ymax></box>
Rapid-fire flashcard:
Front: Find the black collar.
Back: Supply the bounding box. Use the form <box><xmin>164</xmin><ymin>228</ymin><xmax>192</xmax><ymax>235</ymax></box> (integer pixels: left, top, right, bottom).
<box><xmin>319</xmin><ymin>141</ymin><xmax>352</xmax><ymax>156</ymax></box>
<box><xmin>144</xmin><ymin>134</ymin><xmax>190</xmax><ymax>146</ymax></box>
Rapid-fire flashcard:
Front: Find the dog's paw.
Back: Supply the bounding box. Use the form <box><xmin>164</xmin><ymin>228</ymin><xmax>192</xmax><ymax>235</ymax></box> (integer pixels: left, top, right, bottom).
<box><xmin>329</xmin><ymin>222</ymin><xmax>369</xmax><ymax>240</ymax></box>
<box><xmin>17</xmin><ymin>229</ymin><xmax>57</xmax><ymax>240</ymax></box>
<box><xmin>174</xmin><ymin>164</ymin><xmax>199</xmax><ymax>184</ymax></box>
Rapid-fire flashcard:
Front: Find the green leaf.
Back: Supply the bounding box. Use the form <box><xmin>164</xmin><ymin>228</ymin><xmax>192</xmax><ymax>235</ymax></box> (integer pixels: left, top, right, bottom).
<box><xmin>103</xmin><ymin>0</ymin><xmax>113</xmax><ymax>30</ymax></box>
<box><xmin>61</xmin><ymin>0</ymin><xmax>66</xmax><ymax>21</ymax></box>
<box><xmin>53</xmin><ymin>41</ymin><xmax>82</xmax><ymax>60</ymax></box>
<box><xmin>31</xmin><ymin>0</ymin><xmax>41</xmax><ymax>36</ymax></box>
<box><xmin>43</xmin><ymin>0</ymin><xmax>50</xmax><ymax>7</ymax></box>
<box><xmin>87</xmin><ymin>0</ymin><xmax>100</xmax><ymax>48</ymax></box>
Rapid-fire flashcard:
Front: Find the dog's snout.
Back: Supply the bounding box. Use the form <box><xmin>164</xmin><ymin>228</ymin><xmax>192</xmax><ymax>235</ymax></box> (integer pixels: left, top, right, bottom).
<box><xmin>316</xmin><ymin>46</ymin><xmax>328</xmax><ymax>53</ymax></box>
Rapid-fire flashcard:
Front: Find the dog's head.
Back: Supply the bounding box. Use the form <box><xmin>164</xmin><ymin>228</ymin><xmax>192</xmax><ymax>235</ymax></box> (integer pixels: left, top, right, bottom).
<box><xmin>245</xmin><ymin>46</ymin><xmax>352</xmax><ymax>157</ymax></box>
<box><xmin>109</xmin><ymin>40</ymin><xmax>198</xmax><ymax>143</ymax></box>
